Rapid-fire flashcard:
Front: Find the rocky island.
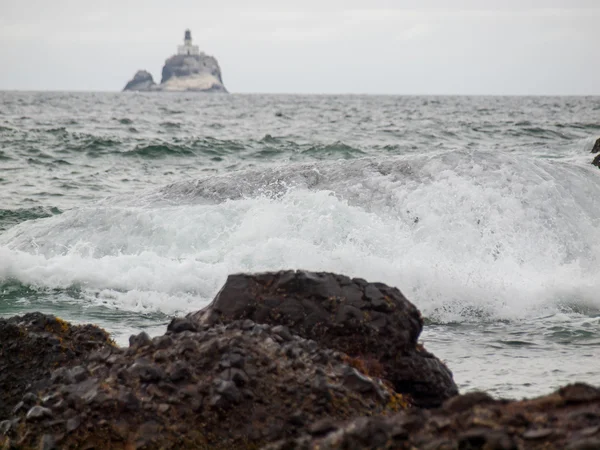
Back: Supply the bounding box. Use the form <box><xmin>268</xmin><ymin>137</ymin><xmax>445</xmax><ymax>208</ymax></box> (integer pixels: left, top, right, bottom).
<box><xmin>1</xmin><ymin>271</ymin><xmax>599</xmax><ymax>449</ymax></box>
<box><xmin>123</xmin><ymin>30</ymin><xmax>228</xmax><ymax>93</ymax></box>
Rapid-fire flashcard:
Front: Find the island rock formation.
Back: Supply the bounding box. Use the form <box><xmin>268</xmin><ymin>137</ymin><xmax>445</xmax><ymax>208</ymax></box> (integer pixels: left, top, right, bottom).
<box><xmin>123</xmin><ymin>30</ymin><xmax>227</xmax><ymax>93</ymax></box>
<box><xmin>123</xmin><ymin>70</ymin><xmax>156</xmax><ymax>92</ymax></box>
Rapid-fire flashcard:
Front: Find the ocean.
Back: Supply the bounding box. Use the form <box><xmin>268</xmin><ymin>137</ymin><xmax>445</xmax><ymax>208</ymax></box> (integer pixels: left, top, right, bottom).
<box><xmin>1</xmin><ymin>92</ymin><xmax>599</xmax><ymax>399</ymax></box>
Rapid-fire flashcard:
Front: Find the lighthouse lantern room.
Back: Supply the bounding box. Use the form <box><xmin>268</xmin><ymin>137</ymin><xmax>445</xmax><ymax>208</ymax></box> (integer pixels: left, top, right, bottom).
<box><xmin>177</xmin><ymin>29</ymin><xmax>200</xmax><ymax>56</ymax></box>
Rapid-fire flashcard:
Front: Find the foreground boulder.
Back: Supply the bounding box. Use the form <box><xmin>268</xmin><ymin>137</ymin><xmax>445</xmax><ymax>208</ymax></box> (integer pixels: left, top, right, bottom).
<box><xmin>190</xmin><ymin>270</ymin><xmax>458</xmax><ymax>407</ymax></box>
<box><xmin>0</xmin><ymin>319</ymin><xmax>405</xmax><ymax>450</ymax></box>
<box><xmin>266</xmin><ymin>383</ymin><xmax>600</xmax><ymax>450</ymax></box>
<box><xmin>0</xmin><ymin>313</ymin><xmax>114</xmax><ymax>420</ymax></box>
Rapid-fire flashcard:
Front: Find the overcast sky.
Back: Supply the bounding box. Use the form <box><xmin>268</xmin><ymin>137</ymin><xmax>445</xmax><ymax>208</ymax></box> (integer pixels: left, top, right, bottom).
<box><xmin>0</xmin><ymin>0</ymin><xmax>598</xmax><ymax>94</ymax></box>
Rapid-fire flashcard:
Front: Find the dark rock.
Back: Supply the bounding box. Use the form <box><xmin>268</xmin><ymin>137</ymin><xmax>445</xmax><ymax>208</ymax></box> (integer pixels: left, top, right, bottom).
<box><xmin>459</xmin><ymin>429</ymin><xmax>517</xmax><ymax>450</ymax></box>
<box><xmin>567</xmin><ymin>438</ymin><xmax>600</xmax><ymax>450</ymax></box>
<box><xmin>213</xmin><ymin>379</ymin><xmax>241</xmax><ymax>404</ymax></box>
<box><xmin>0</xmin><ymin>419</ymin><xmax>18</xmax><ymax>435</ymax></box>
<box><xmin>523</xmin><ymin>428</ymin><xmax>554</xmax><ymax>439</ymax></box>
<box><xmin>1</xmin><ymin>317</ymin><xmax>400</xmax><ymax>449</ymax></box>
<box><xmin>342</xmin><ymin>367</ymin><xmax>378</xmax><ymax>394</ymax></box>
<box><xmin>272</xmin><ymin>325</ymin><xmax>294</xmax><ymax>342</ymax></box>
<box><xmin>122</xmin><ymin>70</ymin><xmax>156</xmax><ymax>92</ymax></box>
<box><xmin>2</xmin><ymin>274</ymin><xmax>599</xmax><ymax>450</ymax></box>
<box><xmin>40</xmin><ymin>434</ymin><xmax>57</xmax><ymax>450</ymax></box>
<box><xmin>167</xmin><ymin>317</ymin><xmax>198</xmax><ymax>334</ymax></box>
<box><xmin>267</xmin><ymin>383</ymin><xmax>600</xmax><ymax>449</ymax></box>
<box><xmin>65</xmin><ymin>416</ymin><xmax>81</xmax><ymax>433</ymax></box>
<box><xmin>26</xmin><ymin>406</ymin><xmax>52</xmax><ymax>421</ymax></box>
<box><xmin>129</xmin><ymin>361</ymin><xmax>164</xmax><ymax>383</ymax></box>
<box><xmin>129</xmin><ymin>331</ymin><xmax>152</xmax><ymax>349</ymax></box>
<box><xmin>560</xmin><ymin>383</ymin><xmax>600</xmax><ymax>403</ymax></box>
<box><xmin>309</xmin><ymin>418</ymin><xmax>338</xmax><ymax>436</ymax></box>
<box><xmin>591</xmin><ymin>137</ymin><xmax>600</xmax><ymax>154</ymax></box>
<box><xmin>0</xmin><ymin>312</ymin><xmax>114</xmax><ymax>420</ymax></box>
<box><xmin>66</xmin><ymin>366</ymin><xmax>88</xmax><ymax>384</ymax></box>
<box><xmin>167</xmin><ymin>361</ymin><xmax>192</xmax><ymax>382</ymax></box>
<box><xmin>443</xmin><ymin>391</ymin><xmax>495</xmax><ymax>413</ymax></box>
<box><xmin>591</xmin><ymin>138</ymin><xmax>600</xmax><ymax>167</ymax></box>
<box><xmin>22</xmin><ymin>393</ymin><xmax>38</xmax><ymax>405</ymax></box>
<box><xmin>189</xmin><ymin>270</ymin><xmax>457</xmax><ymax>407</ymax></box>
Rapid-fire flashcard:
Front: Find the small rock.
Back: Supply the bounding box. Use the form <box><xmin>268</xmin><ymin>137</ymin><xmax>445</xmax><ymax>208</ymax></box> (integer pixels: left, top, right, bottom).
<box><xmin>241</xmin><ymin>319</ymin><xmax>255</xmax><ymax>330</ymax></box>
<box><xmin>214</xmin><ymin>380</ymin><xmax>241</xmax><ymax>404</ymax></box>
<box><xmin>153</xmin><ymin>349</ymin><xmax>169</xmax><ymax>362</ymax></box>
<box><xmin>129</xmin><ymin>331</ymin><xmax>151</xmax><ymax>348</ymax></box>
<box><xmin>167</xmin><ymin>318</ymin><xmax>198</xmax><ymax>334</ymax></box>
<box><xmin>12</xmin><ymin>401</ymin><xmax>26</xmax><ymax>414</ymax></box>
<box><xmin>309</xmin><ymin>418</ymin><xmax>337</xmax><ymax>436</ymax></box>
<box><xmin>560</xmin><ymin>383</ymin><xmax>600</xmax><ymax>403</ymax></box>
<box><xmin>229</xmin><ymin>368</ymin><xmax>249</xmax><ymax>387</ymax></box>
<box><xmin>40</xmin><ymin>434</ymin><xmax>57</xmax><ymax>450</ymax></box>
<box><xmin>130</xmin><ymin>362</ymin><xmax>164</xmax><ymax>383</ymax></box>
<box><xmin>579</xmin><ymin>426</ymin><xmax>600</xmax><ymax>437</ymax></box>
<box><xmin>41</xmin><ymin>393</ymin><xmax>61</xmax><ymax>407</ymax></box>
<box><xmin>117</xmin><ymin>391</ymin><xmax>140</xmax><ymax>412</ymax></box>
<box><xmin>443</xmin><ymin>391</ymin><xmax>495</xmax><ymax>413</ymax></box>
<box><xmin>66</xmin><ymin>366</ymin><xmax>88</xmax><ymax>384</ymax></box>
<box><xmin>26</xmin><ymin>405</ymin><xmax>52</xmax><ymax>421</ymax></box>
<box><xmin>567</xmin><ymin>438</ymin><xmax>600</xmax><ymax>450</ymax></box>
<box><xmin>22</xmin><ymin>392</ymin><xmax>38</xmax><ymax>405</ymax></box>
<box><xmin>0</xmin><ymin>419</ymin><xmax>17</xmax><ymax>434</ymax></box>
<box><xmin>158</xmin><ymin>404</ymin><xmax>170</xmax><ymax>413</ymax></box>
<box><xmin>343</xmin><ymin>367</ymin><xmax>376</xmax><ymax>393</ymax></box>
<box><xmin>66</xmin><ymin>416</ymin><xmax>81</xmax><ymax>433</ymax></box>
<box><xmin>522</xmin><ymin>428</ymin><xmax>554</xmax><ymax>440</ymax></box>
<box><xmin>152</xmin><ymin>335</ymin><xmax>174</xmax><ymax>350</ymax></box>
<box><xmin>272</xmin><ymin>325</ymin><xmax>293</xmax><ymax>342</ymax></box>
<box><xmin>168</xmin><ymin>361</ymin><xmax>192</xmax><ymax>382</ymax></box>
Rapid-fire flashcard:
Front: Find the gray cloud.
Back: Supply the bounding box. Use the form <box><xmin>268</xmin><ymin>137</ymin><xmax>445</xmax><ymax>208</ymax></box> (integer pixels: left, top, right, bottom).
<box><xmin>0</xmin><ymin>0</ymin><xmax>598</xmax><ymax>93</ymax></box>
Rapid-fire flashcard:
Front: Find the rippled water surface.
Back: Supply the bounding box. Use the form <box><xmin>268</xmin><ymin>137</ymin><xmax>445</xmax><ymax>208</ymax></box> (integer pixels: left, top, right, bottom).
<box><xmin>1</xmin><ymin>92</ymin><xmax>599</xmax><ymax>398</ymax></box>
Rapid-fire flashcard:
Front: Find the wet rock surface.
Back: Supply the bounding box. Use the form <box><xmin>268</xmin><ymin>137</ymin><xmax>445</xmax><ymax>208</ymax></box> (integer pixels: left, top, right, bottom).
<box><xmin>0</xmin><ymin>312</ymin><xmax>114</xmax><ymax>420</ymax></box>
<box><xmin>266</xmin><ymin>383</ymin><xmax>600</xmax><ymax>450</ymax></box>
<box><xmin>190</xmin><ymin>270</ymin><xmax>458</xmax><ymax>407</ymax></box>
<box><xmin>0</xmin><ymin>320</ymin><xmax>404</xmax><ymax>449</ymax></box>
<box><xmin>1</xmin><ymin>272</ymin><xmax>599</xmax><ymax>450</ymax></box>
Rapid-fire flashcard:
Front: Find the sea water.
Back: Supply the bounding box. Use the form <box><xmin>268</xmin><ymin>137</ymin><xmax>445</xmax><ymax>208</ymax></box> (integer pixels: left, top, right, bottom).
<box><xmin>1</xmin><ymin>92</ymin><xmax>599</xmax><ymax>398</ymax></box>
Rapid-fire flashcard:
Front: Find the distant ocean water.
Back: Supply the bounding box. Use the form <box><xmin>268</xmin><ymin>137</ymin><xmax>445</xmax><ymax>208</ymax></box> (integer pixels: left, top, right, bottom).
<box><xmin>1</xmin><ymin>92</ymin><xmax>599</xmax><ymax>399</ymax></box>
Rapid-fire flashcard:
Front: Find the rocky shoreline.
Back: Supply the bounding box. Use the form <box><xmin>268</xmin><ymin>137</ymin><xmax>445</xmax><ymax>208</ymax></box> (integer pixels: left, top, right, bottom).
<box><xmin>1</xmin><ymin>270</ymin><xmax>599</xmax><ymax>449</ymax></box>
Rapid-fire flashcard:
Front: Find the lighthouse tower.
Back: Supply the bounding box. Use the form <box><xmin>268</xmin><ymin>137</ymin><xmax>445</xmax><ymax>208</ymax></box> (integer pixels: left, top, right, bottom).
<box><xmin>177</xmin><ymin>29</ymin><xmax>200</xmax><ymax>56</ymax></box>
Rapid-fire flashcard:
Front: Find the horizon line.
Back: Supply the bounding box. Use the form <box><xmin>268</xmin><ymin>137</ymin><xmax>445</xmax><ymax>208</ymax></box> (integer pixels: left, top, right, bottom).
<box><xmin>1</xmin><ymin>89</ymin><xmax>599</xmax><ymax>97</ymax></box>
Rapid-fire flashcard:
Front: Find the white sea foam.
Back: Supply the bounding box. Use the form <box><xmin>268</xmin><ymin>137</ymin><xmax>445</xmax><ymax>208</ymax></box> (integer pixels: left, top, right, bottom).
<box><xmin>1</xmin><ymin>151</ymin><xmax>599</xmax><ymax>322</ymax></box>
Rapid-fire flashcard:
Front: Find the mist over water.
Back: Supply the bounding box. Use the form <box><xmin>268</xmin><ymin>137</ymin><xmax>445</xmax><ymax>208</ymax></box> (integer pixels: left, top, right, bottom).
<box><xmin>1</xmin><ymin>92</ymin><xmax>599</xmax><ymax>397</ymax></box>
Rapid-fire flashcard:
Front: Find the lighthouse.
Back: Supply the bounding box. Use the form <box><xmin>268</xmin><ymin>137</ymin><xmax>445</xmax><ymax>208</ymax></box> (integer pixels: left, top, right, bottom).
<box><xmin>177</xmin><ymin>29</ymin><xmax>200</xmax><ymax>56</ymax></box>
